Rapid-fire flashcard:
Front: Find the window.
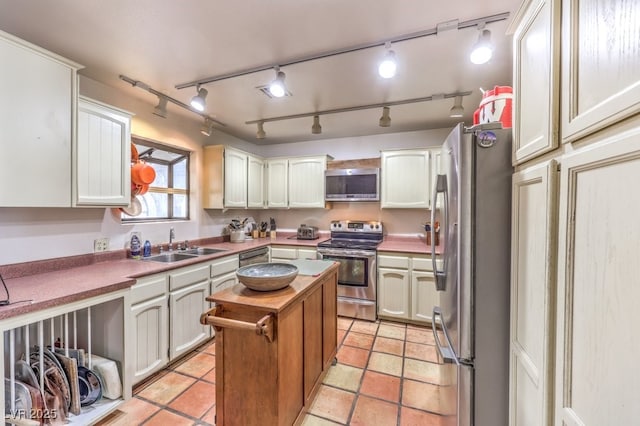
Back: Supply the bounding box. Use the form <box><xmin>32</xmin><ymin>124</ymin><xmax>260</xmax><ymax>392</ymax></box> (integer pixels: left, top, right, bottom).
<box><xmin>122</xmin><ymin>136</ymin><xmax>190</xmax><ymax>222</ymax></box>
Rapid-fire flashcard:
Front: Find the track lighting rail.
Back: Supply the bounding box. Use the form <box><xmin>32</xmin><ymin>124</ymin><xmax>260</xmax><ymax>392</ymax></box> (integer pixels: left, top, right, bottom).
<box><xmin>245</xmin><ymin>91</ymin><xmax>472</xmax><ymax>125</ymax></box>
<box><xmin>175</xmin><ymin>12</ymin><xmax>509</xmax><ymax>90</ymax></box>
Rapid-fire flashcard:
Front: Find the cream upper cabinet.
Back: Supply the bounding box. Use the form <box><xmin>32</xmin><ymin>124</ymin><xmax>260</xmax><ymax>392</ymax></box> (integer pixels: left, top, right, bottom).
<box><xmin>509</xmin><ymin>160</ymin><xmax>558</xmax><ymax>426</ymax></box>
<box><xmin>555</xmin><ymin>122</ymin><xmax>640</xmax><ymax>426</ymax></box>
<box><xmin>75</xmin><ymin>96</ymin><xmax>132</xmax><ymax>206</ymax></box>
<box><xmin>288</xmin><ymin>156</ymin><xmax>327</xmax><ymax>208</ymax></box>
<box><xmin>247</xmin><ymin>153</ymin><xmax>265</xmax><ymax>208</ymax></box>
<box><xmin>512</xmin><ymin>0</ymin><xmax>560</xmax><ymax>164</ymax></box>
<box><xmin>381</xmin><ymin>149</ymin><xmax>431</xmax><ymax>208</ymax></box>
<box><xmin>430</xmin><ymin>147</ymin><xmax>442</xmax><ymax>200</ymax></box>
<box><xmin>266</xmin><ymin>158</ymin><xmax>289</xmax><ymax>208</ymax></box>
<box><xmin>560</xmin><ymin>0</ymin><xmax>640</xmax><ymax>143</ymax></box>
<box><xmin>224</xmin><ymin>147</ymin><xmax>248</xmax><ymax>208</ymax></box>
<box><xmin>0</xmin><ymin>30</ymin><xmax>82</xmax><ymax>207</ymax></box>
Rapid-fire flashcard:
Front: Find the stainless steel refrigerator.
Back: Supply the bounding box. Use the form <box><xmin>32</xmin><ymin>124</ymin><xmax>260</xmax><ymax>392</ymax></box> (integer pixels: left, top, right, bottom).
<box><xmin>429</xmin><ymin>123</ymin><xmax>512</xmax><ymax>426</ymax></box>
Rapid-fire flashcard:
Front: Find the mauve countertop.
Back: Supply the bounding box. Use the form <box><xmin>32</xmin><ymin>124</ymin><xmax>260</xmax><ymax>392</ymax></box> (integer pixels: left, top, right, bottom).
<box><xmin>0</xmin><ymin>232</ymin><xmax>435</xmax><ymax>320</ymax></box>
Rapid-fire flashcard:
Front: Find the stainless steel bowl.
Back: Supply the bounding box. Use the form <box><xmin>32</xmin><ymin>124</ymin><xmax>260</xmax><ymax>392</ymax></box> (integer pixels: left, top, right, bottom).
<box><xmin>236</xmin><ymin>262</ymin><xmax>298</xmax><ymax>291</ymax></box>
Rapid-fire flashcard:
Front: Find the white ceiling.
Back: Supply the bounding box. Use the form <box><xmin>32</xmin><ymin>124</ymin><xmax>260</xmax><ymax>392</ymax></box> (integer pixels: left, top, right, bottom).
<box><xmin>0</xmin><ymin>0</ymin><xmax>521</xmax><ymax>145</ymax></box>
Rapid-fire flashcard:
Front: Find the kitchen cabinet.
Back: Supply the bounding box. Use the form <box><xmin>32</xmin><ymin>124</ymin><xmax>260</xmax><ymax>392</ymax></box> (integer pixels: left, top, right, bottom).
<box><xmin>129</xmin><ymin>273</ymin><xmax>169</xmax><ymax>384</ymax></box>
<box><xmin>266</xmin><ymin>158</ymin><xmax>289</xmax><ymax>208</ymax></box>
<box><xmin>210</xmin><ymin>254</ymin><xmax>239</xmax><ymax>295</ymax></box>
<box><xmin>75</xmin><ymin>96</ymin><xmax>132</xmax><ymax>206</ymax></box>
<box><xmin>378</xmin><ymin>253</ymin><xmax>441</xmax><ymax>323</ymax></box>
<box><xmin>202</xmin><ymin>145</ymin><xmax>264</xmax><ymax>209</ymax></box>
<box><xmin>1</xmin><ymin>290</ymin><xmax>131</xmax><ymax>424</ymax></box>
<box><xmin>201</xmin><ymin>263</ymin><xmax>338</xmax><ymax>426</ymax></box>
<box><xmin>0</xmin><ymin>30</ymin><xmax>82</xmax><ymax>207</ymax></box>
<box><xmin>271</xmin><ymin>246</ymin><xmax>317</xmax><ymax>263</ymax></box>
<box><xmin>168</xmin><ymin>263</ymin><xmax>212</xmax><ymax>359</ymax></box>
<box><xmin>380</xmin><ymin>149</ymin><xmax>431</xmax><ymax>209</ymax></box>
<box><xmin>560</xmin><ymin>0</ymin><xmax>640</xmax><ymax>143</ymax></box>
<box><xmin>512</xmin><ymin>0</ymin><xmax>560</xmax><ymax>164</ymax></box>
<box><xmin>288</xmin><ymin>155</ymin><xmax>328</xmax><ymax>208</ymax></box>
<box><xmin>554</xmin><ymin>122</ymin><xmax>640</xmax><ymax>426</ymax></box>
<box><xmin>247</xmin><ymin>153</ymin><xmax>265</xmax><ymax>208</ymax></box>
<box><xmin>509</xmin><ymin>160</ymin><xmax>558</xmax><ymax>426</ymax></box>
<box><xmin>429</xmin><ymin>147</ymin><xmax>442</xmax><ymax>198</ymax></box>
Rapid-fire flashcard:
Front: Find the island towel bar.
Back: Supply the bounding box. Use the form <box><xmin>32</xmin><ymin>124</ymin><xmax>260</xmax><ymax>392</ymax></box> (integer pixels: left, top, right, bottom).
<box><xmin>200</xmin><ymin>306</ymin><xmax>274</xmax><ymax>342</ymax></box>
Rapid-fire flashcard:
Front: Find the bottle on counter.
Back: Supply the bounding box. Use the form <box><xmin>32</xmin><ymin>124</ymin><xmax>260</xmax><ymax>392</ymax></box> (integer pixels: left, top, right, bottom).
<box><xmin>143</xmin><ymin>240</ymin><xmax>152</xmax><ymax>257</ymax></box>
<box><xmin>130</xmin><ymin>234</ymin><xmax>141</xmax><ymax>259</ymax></box>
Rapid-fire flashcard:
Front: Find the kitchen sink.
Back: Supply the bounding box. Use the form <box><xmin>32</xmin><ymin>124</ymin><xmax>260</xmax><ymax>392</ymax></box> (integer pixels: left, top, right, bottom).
<box><xmin>182</xmin><ymin>247</ymin><xmax>228</xmax><ymax>256</ymax></box>
<box><xmin>143</xmin><ymin>252</ymin><xmax>199</xmax><ymax>263</ymax></box>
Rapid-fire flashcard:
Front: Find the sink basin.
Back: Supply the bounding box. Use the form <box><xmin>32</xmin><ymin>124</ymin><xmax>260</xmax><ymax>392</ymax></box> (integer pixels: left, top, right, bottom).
<box><xmin>182</xmin><ymin>247</ymin><xmax>228</xmax><ymax>256</ymax></box>
<box><xmin>144</xmin><ymin>252</ymin><xmax>198</xmax><ymax>263</ymax></box>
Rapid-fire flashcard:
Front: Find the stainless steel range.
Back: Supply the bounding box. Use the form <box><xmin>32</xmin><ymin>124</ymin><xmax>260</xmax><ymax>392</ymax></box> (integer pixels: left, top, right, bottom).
<box><xmin>317</xmin><ymin>220</ymin><xmax>383</xmax><ymax>321</ymax></box>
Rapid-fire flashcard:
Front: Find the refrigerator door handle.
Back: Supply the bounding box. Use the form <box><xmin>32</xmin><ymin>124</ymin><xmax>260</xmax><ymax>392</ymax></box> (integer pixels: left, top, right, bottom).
<box><xmin>431</xmin><ymin>174</ymin><xmax>448</xmax><ymax>291</ymax></box>
<box><xmin>431</xmin><ymin>306</ymin><xmax>459</xmax><ymax>365</ymax></box>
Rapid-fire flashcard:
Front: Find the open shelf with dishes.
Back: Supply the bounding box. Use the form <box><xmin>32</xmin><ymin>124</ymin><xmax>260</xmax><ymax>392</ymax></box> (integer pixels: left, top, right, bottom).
<box><xmin>1</xmin><ymin>290</ymin><xmax>130</xmax><ymax>425</ymax></box>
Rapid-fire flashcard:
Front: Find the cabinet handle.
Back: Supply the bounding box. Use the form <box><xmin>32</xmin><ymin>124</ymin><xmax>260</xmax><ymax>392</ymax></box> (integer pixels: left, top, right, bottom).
<box><xmin>431</xmin><ymin>174</ymin><xmax>448</xmax><ymax>291</ymax></box>
<box><xmin>200</xmin><ymin>306</ymin><xmax>274</xmax><ymax>342</ymax></box>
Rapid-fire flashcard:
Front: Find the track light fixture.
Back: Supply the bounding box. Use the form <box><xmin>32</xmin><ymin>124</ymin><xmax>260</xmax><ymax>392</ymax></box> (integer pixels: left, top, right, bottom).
<box><xmin>311</xmin><ymin>115</ymin><xmax>322</xmax><ymax>134</ymax></box>
<box><xmin>153</xmin><ymin>96</ymin><xmax>168</xmax><ymax>118</ymax></box>
<box><xmin>190</xmin><ymin>85</ymin><xmax>208</xmax><ymax>111</ymax></box>
<box><xmin>379</xmin><ymin>107</ymin><xmax>391</xmax><ymax>127</ymax></box>
<box><xmin>470</xmin><ymin>27</ymin><xmax>493</xmax><ymax>64</ymax></box>
<box><xmin>449</xmin><ymin>96</ymin><xmax>464</xmax><ymax>117</ymax></box>
<box><xmin>201</xmin><ymin>118</ymin><xmax>214</xmax><ymax>136</ymax></box>
<box><xmin>256</xmin><ymin>122</ymin><xmax>266</xmax><ymax>139</ymax></box>
<box><xmin>378</xmin><ymin>42</ymin><xmax>397</xmax><ymax>79</ymax></box>
<box><xmin>268</xmin><ymin>67</ymin><xmax>287</xmax><ymax>98</ymax></box>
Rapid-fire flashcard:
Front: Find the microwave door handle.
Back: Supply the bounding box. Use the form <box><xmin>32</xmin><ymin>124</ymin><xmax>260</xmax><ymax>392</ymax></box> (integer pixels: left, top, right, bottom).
<box><xmin>431</xmin><ymin>307</ymin><xmax>458</xmax><ymax>365</ymax></box>
<box><xmin>432</xmin><ymin>174</ymin><xmax>448</xmax><ymax>291</ymax></box>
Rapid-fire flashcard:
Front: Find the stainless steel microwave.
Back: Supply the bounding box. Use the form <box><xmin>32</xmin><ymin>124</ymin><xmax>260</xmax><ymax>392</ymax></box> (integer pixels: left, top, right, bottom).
<box><xmin>325</xmin><ymin>168</ymin><xmax>380</xmax><ymax>201</ymax></box>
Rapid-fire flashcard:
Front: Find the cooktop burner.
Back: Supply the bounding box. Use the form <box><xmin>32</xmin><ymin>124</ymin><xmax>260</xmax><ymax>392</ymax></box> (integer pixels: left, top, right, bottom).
<box><xmin>317</xmin><ymin>220</ymin><xmax>383</xmax><ymax>250</ymax></box>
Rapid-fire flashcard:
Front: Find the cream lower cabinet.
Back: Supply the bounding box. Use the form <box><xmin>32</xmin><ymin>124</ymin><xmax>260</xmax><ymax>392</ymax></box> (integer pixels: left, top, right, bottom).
<box><xmin>75</xmin><ymin>96</ymin><xmax>132</xmax><ymax>206</ymax></box>
<box><xmin>509</xmin><ymin>160</ymin><xmax>558</xmax><ymax>426</ymax></box>
<box><xmin>381</xmin><ymin>149</ymin><xmax>431</xmax><ymax>209</ymax></box>
<box><xmin>271</xmin><ymin>246</ymin><xmax>317</xmax><ymax>263</ymax></box>
<box><xmin>168</xmin><ymin>263</ymin><xmax>212</xmax><ymax>360</ymax></box>
<box><xmin>554</xmin><ymin>122</ymin><xmax>640</xmax><ymax>426</ymax></box>
<box><xmin>0</xmin><ymin>30</ymin><xmax>82</xmax><ymax>207</ymax></box>
<box><xmin>130</xmin><ymin>274</ymin><xmax>169</xmax><ymax>384</ymax></box>
<box><xmin>378</xmin><ymin>253</ymin><xmax>440</xmax><ymax>323</ymax></box>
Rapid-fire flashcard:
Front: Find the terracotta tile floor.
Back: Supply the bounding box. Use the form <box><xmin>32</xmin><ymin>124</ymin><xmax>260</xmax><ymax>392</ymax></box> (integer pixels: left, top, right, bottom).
<box><xmin>97</xmin><ymin>318</ymin><xmax>447</xmax><ymax>425</ymax></box>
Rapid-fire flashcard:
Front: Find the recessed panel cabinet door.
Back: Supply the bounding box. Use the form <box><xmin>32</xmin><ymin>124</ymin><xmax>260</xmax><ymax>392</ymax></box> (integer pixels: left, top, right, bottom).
<box><xmin>381</xmin><ymin>150</ymin><xmax>430</xmax><ymax>208</ymax></box>
<box><xmin>288</xmin><ymin>156</ymin><xmax>326</xmax><ymax>208</ymax></box>
<box><xmin>267</xmin><ymin>159</ymin><xmax>288</xmax><ymax>208</ymax></box>
<box><xmin>512</xmin><ymin>0</ymin><xmax>560</xmax><ymax>164</ymax></box>
<box><xmin>224</xmin><ymin>147</ymin><xmax>248</xmax><ymax>208</ymax></box>
<box><xmin>247</xmin><ymin>154</ymin><xmax>265</xmax><ymax>208</ymax></box>
<box><xmin>555</xmin><ymin>123</ymin><xmax>640</xmax><ymax>425</ymax></box>
<box><xmin>131</xmin><ymin>295</ymin><xmax>169</xmax><ymax>384</ymax></box>
<box><xmin>509</xmin><ymin>160</ymin><xmax>558</xmax><ymax>426</ymax></box>
<box><xmin>75</xmin><ymin>97</ymin><xmax>131</xmax><ymax>206</ymax></box>
<box><xmin>378</xmin><ymin>268</ymin><xmax>410</xmax><ymax>319</ymax></box>
<box><xmin>169</xmin><ymin>280</ymin><xmax>211</xmax><ymax>359</ymax></box>
<box><xmin>560</xmin><ymin>0</ymin><xmax>640</xmax><ymax>143</ymax></box>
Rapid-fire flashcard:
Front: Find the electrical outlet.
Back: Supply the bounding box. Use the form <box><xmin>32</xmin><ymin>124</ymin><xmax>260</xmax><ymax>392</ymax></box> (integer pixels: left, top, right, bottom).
<box><xmin>94</xmin><ymin>237</ymin><xmax>109</xmax><ymax>252</ymax></box>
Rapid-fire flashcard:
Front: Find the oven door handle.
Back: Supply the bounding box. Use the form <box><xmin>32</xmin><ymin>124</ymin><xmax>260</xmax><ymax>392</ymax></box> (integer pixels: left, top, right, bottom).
<box><xmin>318</xmin><ymin>249</ymin><xmax>376</xmax><ymax>258</ymax></box>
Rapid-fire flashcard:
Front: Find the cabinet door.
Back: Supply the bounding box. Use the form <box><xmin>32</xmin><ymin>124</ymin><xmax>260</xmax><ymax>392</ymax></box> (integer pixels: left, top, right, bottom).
<box><xmin>381</xmin><ymin>150</ymin><xmax>430</xmax><ymax>208</ymax></box>
<box><xmin>247</xmin><ymin>154</ymin><xmax>265</xmax><ymax>208</ymax></box>
<box><xmin>410</xmin><ymin>271</ymin><xmax>439</xmax><ymax>323</ymax></box>
<box><xmin>0</xmin><ymin>32</ymin><xmax>80</xmax><ymax>207</ymax></box>
<box><xmin>297</xmin><ymin>248</ymin><xmax>317</xmax><ymax>260</ymax></box>
<box><xmin>169</xmin><ymin>280</ymin><xmax>211</xmax><ymax>359</ymax></box>
<box><xmin>266</xmin><ymin>159</ymin><xmax>288</xmax><ymax>208</ymax></box>
<box><xmin>510</xmin><ymin>160</ymin><xmax>558</xmax><ymax>426</ymax></box>
<box><xmin>75</xmin><ymin>97</ymin><xmax>131</xmax><ymax>206</ymax></box>
<box><xmin>512</xmin><ymin>0</ymin><xmax>560</xmax><ymax>164</ymax></box>
<box><xmin>555</xmin><ymin>123</ymin><xmax>640</xmax><ymax>425</ymax></box>
<box><xmin>377</xmin><ymin>267</ymin><xmax>410</xmax><ymax>319</ymax></box>
<box><xmin>303</xmin><ymin>285</ymin><xmax>323</xmax><ymax>400</ymax></box>
<box><xmin>211</xmin><ymin>271</ymin><xmax>237</xmax><ymax>294</ymax></box>
<box><xmin>130</xmin><ymin>295</ymin><xmax>169</xmax><ymax>384</ymax></box>
<box><xmin>224</xmin><ymin>147</ymin><xmax>247</xmax><ymax>208</ymax></box>
<box><xmin>288</xmin><ymin>156</ymin><xmax>326</xmax><ymax>208</ymax></box>
<box><xmin>560</xmin><ymin>0</ymin><xmax>640</xmax><ymax>143</ymax></box>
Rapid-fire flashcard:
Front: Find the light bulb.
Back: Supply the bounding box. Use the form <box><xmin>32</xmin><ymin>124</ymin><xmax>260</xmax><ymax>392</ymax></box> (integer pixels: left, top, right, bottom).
<box><xmin>269</xmin><ymin>70</ymin><xmax>286</xmax><ymax>98</ymax></box>
<box><xmin>190</xmin><ymin>87</ymin><xmax>208</xmax><ymax>111</ymax></box>
<box><xmin>470</xmin><ymin>29</ymin><xmax>493</xmax><ymax>65</ymax></box>
<box><xmin>378</xmin><ymin>50</ymin><xmax>397</xmax><ymax>79</ymax></box>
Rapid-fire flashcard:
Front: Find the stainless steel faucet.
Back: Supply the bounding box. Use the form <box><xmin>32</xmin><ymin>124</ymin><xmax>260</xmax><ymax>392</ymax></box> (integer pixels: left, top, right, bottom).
<box><xmin>169</xmin><ymin>227</ymin><xmax>175</xmax><ymax>251</ymax></box>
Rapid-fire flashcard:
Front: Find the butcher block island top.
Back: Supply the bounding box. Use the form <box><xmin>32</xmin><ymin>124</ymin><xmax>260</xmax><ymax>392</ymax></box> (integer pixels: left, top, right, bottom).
<box><xmin>201</xmin><ymin>260</ymin><xmax>339</xmax><ymax>426</ymax></box>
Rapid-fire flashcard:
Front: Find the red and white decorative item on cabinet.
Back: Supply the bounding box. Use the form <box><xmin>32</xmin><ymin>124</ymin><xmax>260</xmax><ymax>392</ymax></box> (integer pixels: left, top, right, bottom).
<box><xmin>473</xmin><ymin>85</ymin><xmax>513</xmax><ymax>128</ymax></box>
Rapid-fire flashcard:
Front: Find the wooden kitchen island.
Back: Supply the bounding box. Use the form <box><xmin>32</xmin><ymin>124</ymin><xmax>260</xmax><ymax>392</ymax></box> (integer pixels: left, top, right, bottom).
<box><xmin>200</xmin><ymin>261</ymin><xmax>338</xmax><ymax>426</ymax></box>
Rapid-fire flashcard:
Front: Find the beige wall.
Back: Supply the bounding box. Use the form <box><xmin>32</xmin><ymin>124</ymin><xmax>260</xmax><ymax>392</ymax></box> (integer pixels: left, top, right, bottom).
<box><xmin>0</xmin><ymin>76</ymin><xmax>444</xmax><ymax>264</ymax></box>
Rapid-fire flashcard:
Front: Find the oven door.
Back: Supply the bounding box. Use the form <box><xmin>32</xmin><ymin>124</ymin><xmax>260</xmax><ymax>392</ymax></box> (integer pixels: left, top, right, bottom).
<box><xmin>318</xmin><ymin>248</ymin><xmax>376</xmax><ymax>301</ymax></box>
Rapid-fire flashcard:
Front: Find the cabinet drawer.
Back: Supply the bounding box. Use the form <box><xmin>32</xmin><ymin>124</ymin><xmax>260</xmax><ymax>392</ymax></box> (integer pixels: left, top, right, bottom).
<box><xmin>211</xmin><ymin>255</ymin><xmax>239</xmax><ymax>277</ymax></box>
<box><xmin>131</xmin><ymin>275</ymin><xmax>168</xmax><ymax>305</ymax></box>
<box><xmin>271</xmin><ymin>247</ymin><xmax>297</xmax><ymax>259</ymax></box>
<box><xmin>297</xmin><ymin>248</ymin><xmax>317</xmax><ymax>260</ymax></box>
<box><xmin>412</xmin><ymin>257</ymin><xmax>443</xmax><ymax>272</ymax></box>
<box><xmin>169</xmin><ymin>264</ymin><xmax>209</xmax><ymax>291</ymax></box>
<box><xmin>378</xmin><ymin>254</ymin><xmax>410</xmax><ymax>269</ymax></box>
